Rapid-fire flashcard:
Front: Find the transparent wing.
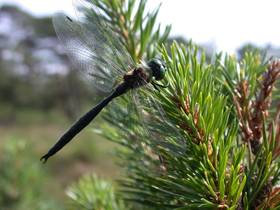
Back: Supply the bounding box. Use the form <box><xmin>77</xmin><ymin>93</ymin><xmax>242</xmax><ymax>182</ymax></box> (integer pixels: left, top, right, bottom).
<box><xmin>138</xmin><ymin>84</ymin><xmax>188</xmax><ymax>156</ymax></box>
<box><xmin>106</xmin><ymin>71</ymin><xmax>188</xmax><ymax>155</ymax></box>
<box><xmin>72</xmin><ymin>0</ymin><xmax>134</xmax><ymax>68</ymax></box>
<box><xmin>101</xmin><ymin>81</ymin><xmax>188</xmax><ymax>175</ymax></box>
<box><xmin>53</xmin><ymin>12</ymin><xmax>135</xmax><ymax>93</ymax></box>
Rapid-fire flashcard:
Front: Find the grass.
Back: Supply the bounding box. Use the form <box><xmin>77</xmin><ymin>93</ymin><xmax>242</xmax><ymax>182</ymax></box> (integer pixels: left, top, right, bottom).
<box><xmin>0</xmin><ymin>108</ymin><xmax>122</xmax><ymax>208</ymax></box>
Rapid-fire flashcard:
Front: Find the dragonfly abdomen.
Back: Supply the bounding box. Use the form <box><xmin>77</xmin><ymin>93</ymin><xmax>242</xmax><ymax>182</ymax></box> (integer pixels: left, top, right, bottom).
<box><xmin>40</xmin><ymin>82</ymin><xmax>130</xmax><ymax>163</ymax></box>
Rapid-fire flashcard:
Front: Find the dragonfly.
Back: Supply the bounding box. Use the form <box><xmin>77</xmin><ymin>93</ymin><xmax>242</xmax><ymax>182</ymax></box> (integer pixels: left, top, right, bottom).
<box><xmin>40</xmin><ymin>9</ymin><xmax>167</xmax><ymax>163</ymax></box>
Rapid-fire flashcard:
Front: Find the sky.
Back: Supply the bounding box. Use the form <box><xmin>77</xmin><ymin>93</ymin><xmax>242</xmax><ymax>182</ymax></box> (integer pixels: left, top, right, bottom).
<box><xmin>0</xmin><ymin>0</ymin><xmax>280</xmax><ymax>54</ymax></box>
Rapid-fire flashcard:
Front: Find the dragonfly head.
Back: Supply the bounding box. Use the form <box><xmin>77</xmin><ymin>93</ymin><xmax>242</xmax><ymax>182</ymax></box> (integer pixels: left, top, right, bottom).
<box><xmin>147</xmin><ymin>59</ymin><xmax>166</xmax><ymax>81</ymax></box>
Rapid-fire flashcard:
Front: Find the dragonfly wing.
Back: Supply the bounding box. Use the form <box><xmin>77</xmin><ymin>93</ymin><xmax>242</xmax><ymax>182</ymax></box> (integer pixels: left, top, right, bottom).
<box><xmin>53</xmin><ymin>12</ymin><xmax>134</xmax><ymax>93</ymax></box>
<box><xmin>73</xmin><ymin>0</ymin><xmax>135</xmax><ymax>70</ymax></box>
<box><xmin>136</xmin><ymin>83</ymin><xmax>188</xmax><ymax>156</ymax></box>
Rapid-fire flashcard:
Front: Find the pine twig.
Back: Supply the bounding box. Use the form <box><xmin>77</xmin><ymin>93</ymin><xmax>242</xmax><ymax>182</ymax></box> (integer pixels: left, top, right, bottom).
<box><xmin>234</xmin><ymin>60</ymin><xmax>280</xmax><ymax>154</ymax></box>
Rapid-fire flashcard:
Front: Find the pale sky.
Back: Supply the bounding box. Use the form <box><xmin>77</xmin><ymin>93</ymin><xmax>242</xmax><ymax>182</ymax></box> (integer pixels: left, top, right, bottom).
<box><xmin>1</xmin><ymin>0</ymin><xmax>280</xmax><ymax>54</ymax></box>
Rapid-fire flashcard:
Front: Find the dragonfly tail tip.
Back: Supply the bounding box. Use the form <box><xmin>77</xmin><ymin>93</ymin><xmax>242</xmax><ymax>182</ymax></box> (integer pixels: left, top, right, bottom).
<box><xmin>40</xmin><ymin>154</ymin><xmax>50</xmax><ymax>164</ymax></box>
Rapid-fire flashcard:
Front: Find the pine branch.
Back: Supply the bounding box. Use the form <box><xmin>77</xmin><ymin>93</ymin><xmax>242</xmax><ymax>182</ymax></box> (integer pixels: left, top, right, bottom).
<box><xmin>220</xmin><ymin>52</ymin><xmax>280</xmax><ymax>209</ymax></box>
<box><xmin>66</xmin><ymin>1</ymin><xmax>280</xmax><ymax>209</ymax></box>
<box><xmin>79</xmin><ymin>0</ymin><xmax>171</xmax><ymax>62</ymax></box>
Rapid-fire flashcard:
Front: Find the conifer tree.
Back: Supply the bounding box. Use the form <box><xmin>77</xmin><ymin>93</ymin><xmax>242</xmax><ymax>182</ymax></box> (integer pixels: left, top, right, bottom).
<box><xmin>68</xmin><ymin>0</ymin><xmax>280</xmax><ymax>209</ymax></box>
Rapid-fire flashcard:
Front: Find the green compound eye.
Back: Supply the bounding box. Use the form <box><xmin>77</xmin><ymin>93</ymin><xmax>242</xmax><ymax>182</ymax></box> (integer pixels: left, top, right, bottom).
<box><xmin>147</xmin><ymin>59</ymin><xmax>166</xmax><ymax>81</ymax></box>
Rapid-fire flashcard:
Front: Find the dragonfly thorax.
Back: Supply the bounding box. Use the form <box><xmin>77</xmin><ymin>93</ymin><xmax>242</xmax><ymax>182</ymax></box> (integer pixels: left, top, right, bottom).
<box><xmin>123</xmin><ymin>67</ymin><xmax>151</xmax><ymax>89</ymax></box>
<box><xmin>123</xmin><ymin>59</ymin><xmax>166</xmax><ymax>90</ymax></box>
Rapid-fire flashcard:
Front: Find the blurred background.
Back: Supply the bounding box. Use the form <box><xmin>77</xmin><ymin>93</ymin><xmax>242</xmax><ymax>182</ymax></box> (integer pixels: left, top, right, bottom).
<box><xmin>0</xmin><ymin>2</ymin><xmax>121</xmax><ymax>209</ymax></box>
<box><xmin>0</xmin><ymin>0</ymin><xmax>279</xmax><ymax>209</ymax></box>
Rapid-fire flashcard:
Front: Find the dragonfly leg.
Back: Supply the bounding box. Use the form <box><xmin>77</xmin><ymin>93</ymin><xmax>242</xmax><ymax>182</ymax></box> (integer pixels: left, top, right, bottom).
<box><xmin>152</xmin><ymin>81</ymin><xmax>169</xmax><ymax>91</ymax></box>
<box><xmin>152</xmin><ymin>81</ymin><xmax>161</xmax><ymax>92</ymax></box>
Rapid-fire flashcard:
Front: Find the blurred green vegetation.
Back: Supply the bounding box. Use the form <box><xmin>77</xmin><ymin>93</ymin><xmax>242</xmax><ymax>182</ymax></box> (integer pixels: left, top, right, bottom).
<box><xmin>0</xmin><ymin>138</ymin><xmax>62</xmax><ymax>210</ymax></box>
<box><xmin>0</xmin><ymin>112</ymin><xmax>120</xmax><ymax>209</ymax></box>
<box><xmin>0</xmin><ymin>4</ymin><xmax>121</xmax><ymax>209</ymax></box>
<box><xmin>66</xmin><ymin>174</ymin><xmax>126</xmax><ymax>210</ymax></box>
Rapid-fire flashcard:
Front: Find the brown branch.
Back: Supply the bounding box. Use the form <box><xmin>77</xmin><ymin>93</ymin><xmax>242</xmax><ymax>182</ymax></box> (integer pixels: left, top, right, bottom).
<box><xmin>250</xmin><ymin>60</ymin><xmax>280</xmax><ymax>153</ymax></box>
<box><xmin>173</xmin><ymin>96</ymin><xmax>204</xmax><ymax>144</ymax></box>
<box><xmin>234</xmin><ymin>60</ymin><xmax>280</xmax><ymax>154</ymax></box>
<box><xmin>270</xmin><ymin>103</ymin><xmax>280</xmax><ymax>159</ymax></box>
